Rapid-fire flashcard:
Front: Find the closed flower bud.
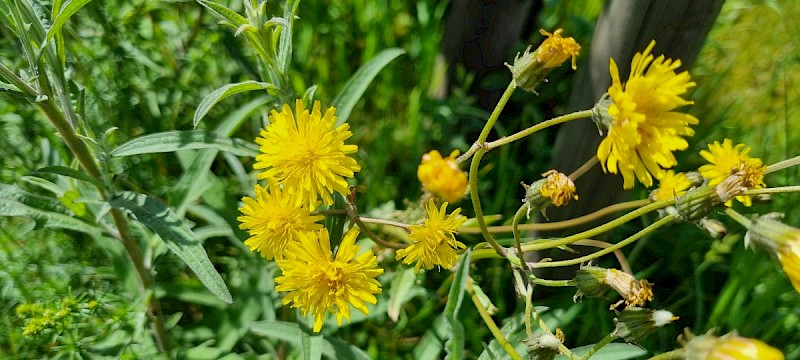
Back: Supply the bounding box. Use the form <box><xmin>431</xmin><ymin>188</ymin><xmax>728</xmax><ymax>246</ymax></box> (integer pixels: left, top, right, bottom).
<box><xmin>417</xmin><ymin>150</ymin><xmax>468</xmax><ymax>203</ymax></box>
<box><xmin>675</xmin><ymin>185</ymin><xmax>723</xmax><ymax>222</ymax></box>
<box><xmin>613</xmin><ymin>308</ymin><xmax>678</xmax><ymax>344</ymax></box>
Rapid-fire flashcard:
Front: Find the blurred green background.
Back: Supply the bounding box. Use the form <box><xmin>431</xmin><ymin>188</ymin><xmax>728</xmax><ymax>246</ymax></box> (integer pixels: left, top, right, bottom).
<box><xmin>1</xmin><ymin>0</ymin><xmax>799</xmax><ymax>358</ymax></box>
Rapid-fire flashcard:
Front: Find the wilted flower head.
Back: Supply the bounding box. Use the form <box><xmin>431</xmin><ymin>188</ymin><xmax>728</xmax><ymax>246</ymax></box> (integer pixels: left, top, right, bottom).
<box><xmin>275</xmin><ymin>227</ymin><xmax>383</xmax><ymax>332</ymax></box>
<box><xmin>699</xmin><ymin>139</ymin><xmax>766</xmax><ymax>206</ymax></box>
<box><xmin>538</xmin><ymin>170</ymin><xmax>578</xmax><ymax>207</ymax></box>
<box><xmin>574</xmin><ymin>266</ymin><xmax>653</xmax><ymax>310</ymax></box>
<box><xmin>396</xmin><ymin>199</ymin><xmax>467</xmax><ymax>271</ymax></box>
<box><xmin>417</xmin><ymin>150</ymin><xmax>468</xmax><ymax>203</ymax></box>
<box><xmin>254</xmin><ymin>99</ymin><xmax>361</xmax><ymax>208</ymax></box>
<box><xmin>596</xmin><ymin>40</ymin><xmax>698</xmax><ymax>189</ymax></box>
<box><xmin>506</xmin><ymin>29</ymin><xmax>580</xmax><ymax>92</ymax></box>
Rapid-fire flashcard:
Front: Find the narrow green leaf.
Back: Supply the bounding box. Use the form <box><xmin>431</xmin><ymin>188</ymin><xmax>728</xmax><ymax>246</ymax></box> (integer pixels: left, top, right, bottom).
<box><xmin>249</xmin><ymin>321</ymin><xmax>370</xmax><ymax>360</ymax></box>
<box><xmin>0</xmin><ymin>81</ymin><xmax>21</xmax><ymax>93</ymax></box>
<box><xmin>301</xmin><ymin>331</ymin><xmax>323</xmax><ymax>360</ymax></box>
<box><xmin>0</xmin><ymin>183</ymin><xmax>68</xmax><ymax>213</ymax></box>
<box><xmin>196</xmin><ymin>0</ymin><xmax>249</xmax><ymax>29</ymax></box>
<box><xmin>109</xmin><ymin>191</ymin><xmax>232</xmax><ymax>304</ymax></box>
<box><xmin>170</xmin><ymin>96</ymin><xmax>269</xmax><ymax>216</ymax></box>
<box><xmin>32</xmin><ymin>165</ymin><xmax>104</xmax><ymax>188</ymax></box>
<box><xmin>387</xmin><ymin>267</ymin><xmax>419</xmax><ymax>322</ymax></box>
<box><xmin>332</xmin><ymin>48</ymin><xmax>405</xmax><ymax>126</ymax></box>
<box><xmin>558</xmin><ymin>343</ymin><xmax>647</xmax><ymax>360</ymax></box>
<box><xmin>0</xmin><ymin>199</ymin><xmax>100</xmax><ymax>238</ymax></box>
<box><xmin>44</xmin><ymin>0</ymin><xmax>92</xmax><ymax>45</ymax></box>
<box><xmin>323</xmin><ymin>192</ymin><xmax>348</xmax><ymax>251</ymax></box>
<box><xmin>413</xmin><ymin>315</ymin><xmax>447</xmax><ymax>360</ymax></box>
<box><xmin>111</xmin><ymin>130</ymin><xmax>258</xmax><ymax>157</ymax></box>
<box><xmin>278</xmin><ymin>0</ymin><xmax>300</xmax><ymax>73</ymax></box>
<box><xmin>444</xmin><ymin>250</ymin><xmax>471</xmax><ymax>360</ymax></box>
<box><xmin>193</xmin><ymin>81</ymin><xmax>275</xmax><ymax>128</ymax></box>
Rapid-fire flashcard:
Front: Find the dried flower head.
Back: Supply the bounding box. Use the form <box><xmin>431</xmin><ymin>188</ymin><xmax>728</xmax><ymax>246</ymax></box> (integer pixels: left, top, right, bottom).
<box><xmin>539</xmin><ymin>170</ymin><xmax>578</xmax><ymax>207</ymax></box>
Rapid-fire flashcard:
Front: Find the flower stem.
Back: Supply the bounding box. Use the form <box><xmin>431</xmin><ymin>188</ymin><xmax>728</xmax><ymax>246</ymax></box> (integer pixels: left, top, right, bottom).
<box><xmin>459</xmin><ymin>199</ymin><xmax>650</xmax><ymax>234</ymax></box>
<box><xmin>743</xmin><ymin>186</ymin><xmax>800</xmax><ymax>196</ymax></box>
<box><xmin>357</xmin><ymin>216</ymin><xmax>410</xmax><ymax>230</ymax></box>
<box><xmin>724</xmin><ymin>207</ymin><xmax>753</xmax><ymax>228</ymax></box>
<box><xmin>485</xmin><ymin>109</ymin><xmax>593</xmax><ymax>150</ymax></box>
<box><xmin>580</xmin><ymin>333</ymin><xmax>617</xmax><ymax>360</ymax></box>
<box><xmin>766</xmin><ymin>155</ymin><xmax>800</xmax><ymax>174</ymax></box>
<box><xmin>569</xmin><ymin>156</ymin><xmax>599</xmax><ymax>181</ymax></box>
<box><xmin>467</xmin><ymin>81</ymin><xmax>517</xmax><ymax>256</ymax></box>
<box><xmin>529</xmin><ymin>214</ymin><xmax>677</xmax><ymax>268</ymax></box>
<box><xmin>512</xmin><ymin>204</ymin><xmax>530</xmax><ymax>271</ymax></box>
<box><xmin>466</xmin><ymin>277</ymin><xmax>523</xmax><ymax>360</ymax></box>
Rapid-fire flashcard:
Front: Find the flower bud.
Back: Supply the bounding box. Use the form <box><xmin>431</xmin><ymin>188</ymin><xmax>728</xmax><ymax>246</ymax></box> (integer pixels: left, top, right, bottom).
<box><xmin>613</xmin><ymin>307</ymin><xmax>678</xmax><ymax>344</ymax></box>
<box><xmin>417</xmin><ymin>150</ymin><xmax>468</xmax><ymax>203</ymax></box>
<box><xmin>675</xmin><ymin>185</ymin><xmax>723</xmax><ymax>222</ymax></box>
<box><xmin>506</xmin><ymin>29</ymin><xmax>580</xmax><ymax>93</ymax></box>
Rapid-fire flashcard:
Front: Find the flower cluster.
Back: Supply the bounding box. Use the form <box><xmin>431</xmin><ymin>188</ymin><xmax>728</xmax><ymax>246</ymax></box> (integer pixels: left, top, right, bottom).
<box><xmin>239</xmin><ymin>99</ymin><xmax>381</xmax><ymax>332</ymax></box>
<box><xmin>597</xmin><ymin>40</ymin><xmax>698</xmax><ymax>189</ymax></box>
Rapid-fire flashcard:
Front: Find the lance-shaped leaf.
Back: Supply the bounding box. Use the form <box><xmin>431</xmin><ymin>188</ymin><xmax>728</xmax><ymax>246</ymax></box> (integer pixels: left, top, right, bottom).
<box><xmin>193</xmin><ymin>81</ymin><xmax>276</xmax><ymax>128</ymax></box>
<box><xmin>111</xmin><ymin>130</ymin><xmax>258</xmax><ymax>157</ymax></box>
<box><xmin>196</xmin><ymin>0</ymin><xmax>249</xmax><ymax>29</ymax></box>
<box><xmin>45</xmin><ymin>0</ymin><xmax>92</xmax><ymax>45</ymax></box>
<box><xmin>110</xmin><ymin>191</ymin><xmax>232</xmax><ymax>304</ymax></box>
<box><xmin>249</xmin><ymin>321</ymin><xmax>369</xmax><ymax>360</ymax></box>
<box><xmin>332</xmin><ymin>48</ymin><xmax>405</xmax><ymax>126</ymax></box>
<box><xmin>32</xmin><ymin>165</ymin><xmax>104</xmax><ymax>188</ymax></box>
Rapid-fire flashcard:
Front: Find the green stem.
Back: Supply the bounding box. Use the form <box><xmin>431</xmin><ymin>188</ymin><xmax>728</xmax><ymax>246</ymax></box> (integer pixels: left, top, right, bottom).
<box><xmin>471</xmin><ymin>199</ymin><xmax>673</xmax><ymax>261</ymax></box>
<box><xmin>19</xmin><ymin>68</ymin><xmax>171</xmax><ymax>352</ymax></box>
<box><xmin>467</xmin><ymin>81</ymin><xmax>517</xmax><ymax>256</ymax></box>
<box><xmin>724</xmin><ymin>207</ymin><xmax>753</xmax><ymax>228</ymax></box>
<box><xmin>766</xmin><ymin>155</ymin><xmax>800</xmax><ymax>174</ymax></box>
<box><xmin>0</xmin><ymin>61</ymin><xmax>38</xmax><ymax>95</ymax></box>
<box><xmin>486</xmin><ymin>109</ymin><xmax>594</xmax><ymax>150</ymax></box>
<box><xmin>743</xmin><ymin>186</ymin><xmax>800</xmax><ymax>196</ymax></box>
<box><xmin>580</xmin><ymin>333</ymin><xmax>617</xmax><ymax>360</ymax></box>
<box><xmin>466</xmin><ymin>277</ymin><xmax>523</xmax><ymax>360</ymax></box>
<box><xmin>511</xmin><ymin>204</ymin><xmax>530</xmax><ymax>271</ymax></box>
<box><xmin>529</xmin><ymin>214</ymin><xmax>676</xmax><ymax>269</ymax></box>
<box><xmin>529</xmin><ymin>275</ymin><xmax>574</xmax><ymax>287</ymax></box>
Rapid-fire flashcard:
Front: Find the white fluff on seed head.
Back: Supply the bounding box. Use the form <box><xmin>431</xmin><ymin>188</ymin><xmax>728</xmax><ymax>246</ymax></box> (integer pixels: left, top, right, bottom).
<box><xmin>538</xmin><ymin>333</ymin><xmax>561</xmax><ymax>349</ymax></box>
<box><xmin>652</xmin><ymin>310</ymin><xmax>676</xmax><ymax>327</ymax></box>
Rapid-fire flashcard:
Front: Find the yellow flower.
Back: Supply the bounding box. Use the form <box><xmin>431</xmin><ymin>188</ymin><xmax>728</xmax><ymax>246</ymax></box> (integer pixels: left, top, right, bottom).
<box><xmin>396</xmin><ymin>200</ymin><xmax>467</xmax><ymax>271</ymax></box>
<box><xmin>744</xmin><ymin>215</ymin><xmax>800</xmax><ymax>294</ymax></box>
<box><xmin>417</xmin><ymin>150</ymin><xmax>468</xmax><ymax>203</ymax></box>
<box><xmin>275</xmin><ymin>227</ymin><xmax>383</xmax><ymax>332</ymax></box>
<box><xmin>254</xmin><ymin>99</ymin><xmax>361</xmax><ymax>208</ymax></box>
<box><xmin>707</xmin><ymin>335</ymin><xmax>784</xmax><ymax>360</ymax></box>
<box><xmin>597</xmin><ymin>40</ymin><xmax>698</xmax><ymax>189</ymax></box>
<box><xmin>699</xmin><ymin>139</ymin><xmax>766</xmax><ymax>206</ymax></box>
<box><xmin>651</xmin><ymin>170</ymin><xmax>692</xmax><ymax>201</ymax></box>
<box><xmin>238</xmin><ymin>184</ymin><xmax>324</xmax><ymax>260</ymax></box>
<box><xmin>507</xmin><ymin>29</ymin><xmax>580</xmax><ymax>92</ymax></box>
<box><xmin>539</xmin><ymin>170</ymin><xmax>578</xmax><ymax>207</ymax></box>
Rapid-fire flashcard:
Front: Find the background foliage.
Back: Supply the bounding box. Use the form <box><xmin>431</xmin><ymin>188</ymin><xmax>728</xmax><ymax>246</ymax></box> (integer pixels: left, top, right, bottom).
<box><xmin>1</xmin><ymin>0</ymin><xmax>799</xmax><ymax>359</ymax></box>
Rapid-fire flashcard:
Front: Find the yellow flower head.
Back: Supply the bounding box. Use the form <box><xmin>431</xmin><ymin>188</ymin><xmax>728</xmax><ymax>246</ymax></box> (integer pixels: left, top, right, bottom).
<box><xmin>707</xmin><ymin>335</ymin><xmax>784</xmax><ymax>360</ymax></box>
<box><xmin>536</xmin><ymin>28</ymin><xmax>581</xmax><ymax>70</ymax></box>
<box><xmin>597</xmin><ymin>40</ymin><xmax>698</xmax><ymax>189</ymax></box>
<box><xmin>254</xmin><ymin>99</ymin><xmax>361</xmax><ymax>208</ymax></box>
<box><xmin>275</xmin><ymin>227</ymin><xmax>383</xmax><ymax>332</ymax></box>
<box><xmin>744</xmin><ymin>214</ymin><xmax>800</xmax><ymax>294</ymax></box>
<box><xmin>651</xmin><ymin>170</ymin><xmax>692</xmax><ymax>201</ymax></box>
<box><xmin>396</xmin><ymin>199</ymin><xmax>467</xmax><ymax>271</ymax></box>
<box><xmin>539</xmin><ymin>170</ymin><xmax>578</xmax><ymax>207</ymax></box>
<box><xmin>417</xmin><ymin>150</ymin><xmax>468</xmax><ymax>203</ymax></box>
<box><xmin>238</xmin><ymin>184</ymin><xmax>324</xmax><ymax>260</ymax></box>
<box><xmin>699</xmin><ymin>139</ymin><xmax>766</xmax><ymax>206</ymax></box>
